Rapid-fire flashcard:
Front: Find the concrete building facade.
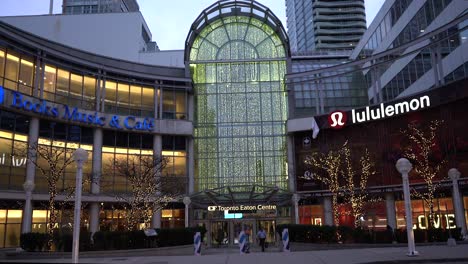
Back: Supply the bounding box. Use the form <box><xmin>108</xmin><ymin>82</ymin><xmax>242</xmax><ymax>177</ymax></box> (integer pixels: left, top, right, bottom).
<box><xmin>286</xmin><ymin>0</ymin><xmax>367</xmax><ymax>52</ymax></box>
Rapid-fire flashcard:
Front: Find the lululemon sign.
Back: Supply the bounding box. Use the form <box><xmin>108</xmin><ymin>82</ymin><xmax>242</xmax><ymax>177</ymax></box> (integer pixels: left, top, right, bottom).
<box><xmin>328</xmin><ymin>110</ymin><xmax>347</xmax><ymax>129</ymax></box>
<box><xmin>327</xmin><ymin>95</ymin><xmax>430</xmax><ymax>129</ymax></box>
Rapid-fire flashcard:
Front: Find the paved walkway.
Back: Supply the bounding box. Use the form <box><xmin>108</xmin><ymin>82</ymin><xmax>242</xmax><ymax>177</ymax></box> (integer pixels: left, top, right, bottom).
<box><xmin>2</xmin><ymin>244</ymin><xmax>468</xmax><ymax>264</ymax></box>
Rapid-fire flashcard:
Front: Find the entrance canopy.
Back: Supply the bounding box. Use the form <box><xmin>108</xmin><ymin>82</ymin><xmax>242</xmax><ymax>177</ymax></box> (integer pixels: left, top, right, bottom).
<box><xmin>190</xmin><ymin>185</ymin><xmax>292</xmax><ymax>208</ymax></box>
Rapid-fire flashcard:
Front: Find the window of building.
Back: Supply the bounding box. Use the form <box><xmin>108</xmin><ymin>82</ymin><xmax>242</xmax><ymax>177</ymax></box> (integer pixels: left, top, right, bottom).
<box><xmin>35</xmin><ymin>120</ymin><xmax>93</xmax><ymax>193</ymax></box>
<box><xmin>0</xmin><ymin>209</ymin><xmax>22</xmax><ymax>248</ymax></box>
<box><xmin>104</xmin><ymin>80</ymin><xmax>154</xmax><ymax>117</ymax></box>
<box><xmin>396</xmin><ymin>198</ymin><xmax>456</xmax><ymax>230</ymax></box>
<box><xmin>4</xmin><ymin>52</ymin><xmax>20</xmax><ymax>91</ymax></box>
<box><xmin>162</xmin><ymin>89</ymin><xmax>187</xmax><ymax>120</ymax></box>
<box><xmin>101</xmin><ymin>131</ymin><xmax>154</xmax><ymax>193</ymax></box>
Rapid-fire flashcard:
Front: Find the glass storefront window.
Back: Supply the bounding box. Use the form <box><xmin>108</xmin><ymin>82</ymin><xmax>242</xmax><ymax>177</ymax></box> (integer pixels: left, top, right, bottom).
<box><xmin>299</xmin><ymin>205</ymin><xmax>324</xmax><ymax>225</ymax></box>
<box><xmin>4</xmin><ymin>210</ymin><xmax>22</xmax><ymax>248</ymax></box>
<box><xmin>32</xmin><ymin>210</ymin><xmax>48</xmax><ymax>233</ymax></box>
<box><xmin>396</xmin><ymin>197</ymin><xmax>456</xmax><ymax>230</ymax></box>
<box><xmin>161</xmin><ymin>209</ymin><xmax>184</xmax><ymax>228</ymax></box>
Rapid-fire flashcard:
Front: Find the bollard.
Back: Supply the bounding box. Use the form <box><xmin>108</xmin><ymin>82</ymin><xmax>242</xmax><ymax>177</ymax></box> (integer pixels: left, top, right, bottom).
<box><xmin>282</xmin><ymin>228</ymin><xmax>290</xmax><ymax>252</ymax></box>
<box><xmin>194</xmin><ymin>232</ymin><xmax>201</xmax><ymax>256</ymax></box>
<box><xmin>239</xmin><ymin>231</ymin><xmax>247</xmax><ymax>254</ymax></box>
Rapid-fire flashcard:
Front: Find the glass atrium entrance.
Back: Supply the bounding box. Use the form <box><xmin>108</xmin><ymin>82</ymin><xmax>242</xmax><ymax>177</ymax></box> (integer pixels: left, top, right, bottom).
<box><xmin>191</xmin><ymin>185</ymin><xmax>292</xmax><ymax>246</ymax></box>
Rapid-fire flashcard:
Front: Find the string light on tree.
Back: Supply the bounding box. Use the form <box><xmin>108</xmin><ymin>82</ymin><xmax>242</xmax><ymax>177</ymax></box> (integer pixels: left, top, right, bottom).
<box><xmin>401</xmin><ymin>120</ymin><xmax>446</xmax><ymax>230</ymax></box>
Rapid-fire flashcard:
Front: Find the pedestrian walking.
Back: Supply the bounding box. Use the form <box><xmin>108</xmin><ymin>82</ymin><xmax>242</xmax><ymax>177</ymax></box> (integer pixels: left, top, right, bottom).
<box><xmin>257</xmin><ymin>227</ymin><xmax>267</xmax><ymax>252</ymax></box>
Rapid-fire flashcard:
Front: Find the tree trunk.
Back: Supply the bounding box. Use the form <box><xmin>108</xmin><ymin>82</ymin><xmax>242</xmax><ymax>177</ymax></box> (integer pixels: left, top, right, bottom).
<box><xmin>47</xmin><ymin>188</ymin><xmax>57</xmax><ymax>250</ymax></box>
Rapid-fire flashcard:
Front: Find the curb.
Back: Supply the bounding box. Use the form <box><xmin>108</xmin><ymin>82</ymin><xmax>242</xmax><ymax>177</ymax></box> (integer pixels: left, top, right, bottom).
<box><xmin>360</xmin><ymin>258</ymin><xmax>468</xmax><ymax>264</ymax></box>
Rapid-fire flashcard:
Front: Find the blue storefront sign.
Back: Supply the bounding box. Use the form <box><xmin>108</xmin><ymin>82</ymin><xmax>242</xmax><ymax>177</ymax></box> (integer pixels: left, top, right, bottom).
<box><xmin>2</xmin><ymin>87</ymin><xmax>155</xmax><ymax>132</ymax></box>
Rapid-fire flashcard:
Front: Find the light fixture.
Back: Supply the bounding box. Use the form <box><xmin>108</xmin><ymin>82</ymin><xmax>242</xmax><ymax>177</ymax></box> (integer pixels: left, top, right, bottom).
<box><xmin>420</xmin><ymin>29</ymin><xmax>425</xmax><ymax>33</ymax></box>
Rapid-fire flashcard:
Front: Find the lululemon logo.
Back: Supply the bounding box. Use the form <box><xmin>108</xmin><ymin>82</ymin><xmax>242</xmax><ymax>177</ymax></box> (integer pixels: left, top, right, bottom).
<box><xmin>328</xmin><ymin>110</ymin><xmax>347</xmax><ymax>129</ymax></box>
<box><xmin>0</xmin><ymin>86</ymin><xmax>4</xmax><ymax>104</ymax></box>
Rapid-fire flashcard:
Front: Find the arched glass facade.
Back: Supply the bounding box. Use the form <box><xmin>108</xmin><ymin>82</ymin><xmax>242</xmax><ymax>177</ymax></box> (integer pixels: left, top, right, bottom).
<box><xmin>190</xmin><ymin>16</ymin><xmax>289</xmax><ymax>191</ymax></box>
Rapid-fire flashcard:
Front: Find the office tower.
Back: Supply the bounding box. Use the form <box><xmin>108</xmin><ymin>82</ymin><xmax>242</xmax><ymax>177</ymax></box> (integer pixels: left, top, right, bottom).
<box><xmin>286</xmin><ymin>0</ymin><xmax>366</xmax><ymax>52</ymax></box>
<box><xmin>62</xmin><ymin>0</ymin><xmax>139</xmax><ymax>14</ymax></box>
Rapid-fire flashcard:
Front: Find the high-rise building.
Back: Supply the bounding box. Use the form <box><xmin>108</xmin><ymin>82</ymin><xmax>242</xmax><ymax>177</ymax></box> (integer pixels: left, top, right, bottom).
<box><xmin>286</xmin><ymin>0</ymin><xmax>367</xmax><ymax>52</ymax></box>
<box><xmin>62</xmin><ymin>0</ymin><xmax>139</xmax><ymax>14</ymax></box>
<box><xmin>351</xmin><ymin>0</ymin><xmax>468</xmax><ymax>103</ymax></box>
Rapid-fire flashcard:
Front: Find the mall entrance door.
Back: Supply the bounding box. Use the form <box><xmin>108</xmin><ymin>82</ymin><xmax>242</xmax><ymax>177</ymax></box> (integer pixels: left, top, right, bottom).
<box><xmin>233</xmin><ymin>220</ymin><xmax>254</xmax><ymax>244</ymax></box>
<box><xmin>257</xmin><ymin>220</ymin><xmax>276</xmax><ymax>244</ymax></box>
<box><xmin>209</xmin><ymin>219</ymin><xmax>276</xmax><ymax>246</ymax></box>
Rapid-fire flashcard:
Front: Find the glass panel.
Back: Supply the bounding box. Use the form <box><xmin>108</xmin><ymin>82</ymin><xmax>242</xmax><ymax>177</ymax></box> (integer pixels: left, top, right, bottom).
<box><xmin>257</xmin><ymin>220</ymin><xmax>276</xmax><ymax>243</ymax></box>
<box><xmin>4</xmin><ymin>53</ymin><xmax>20</xmax><ymax>90</ymax></box>
<box><xmin>6</xmin><ymin>210</ymin><xmax>22</xmax><ymax>224</ymax></box>
<box><xmin>117</xmin><ymin>83</ymin><xmax>130</xmax><ymax>105</ymax></box>
<box><xmin>0</xmin><ymin>224</ymin><xmax>4</xmax><ymax>247</ymax></box>
<box><xmin>44</xmin><ymin>65</ymin><xmax>56</xmax><ymax>100</ymax></box>
<box><xmin>175</xmin><ymin>91</ymin><xmax>186</xmax><ymax>119</ymax></box>
<box><xmin>129</xmin><ymin>85</ymin><xmax>141</xmax><ymax>107</ymax></box>
<box><xmin>70</xmin><ymin>73</ymin><xmax>82</xmax><ymax>97</ymax></box>
<box><xmin>191</xmin><ymin>17</ymin><xmax>287</xmax><ymax>191</ymax></box>
<box><xmin>0</xmin><ymin>210</ymin><xmax>6</xmax><ymax>224</ymax></box>
<box><xmin>5</xmin><ymin>223</ymin><xmax>20</xmax><ymax>247</ymax></box>
<box><xmin>56</xmin><ymin>69</ymin><xmax>69</xmax><ymax>104</ymax></box>
<box><xmin>163</xmin><ymin>90</ymin><xmax>175</xmax><ymax>119</ymax></box>
<box><xmin>0</xmin><ymin>49</ymin><xmax>5</xmax><ymax>81</ymax></box>
<box><xmin>19</xmin><ymin>57</ymin><xmax>34</xmax><ymax>95</ymax></box>
<box><xmin>83</xmin><ymin>76</ymin><xmax>95</xmax><ymax>110</ymax></box>
<box><xmin>105</xmin><ymin>81</ymin><xmax>117</xmax><ymax>102</ymax></box>
<box><xmin>32</xmin><ymin>210</ymin><xmax>48</xmax><ymax>233</ymax></box>
<box><xmin>142</xmin><ymin>87</ymin><xmax>154</xmax><ymax>108</ymax></box>
<box><xmin>211</xmin><ymin>221</ymin><xmax>229</xmax><ymax>245</ymax></box>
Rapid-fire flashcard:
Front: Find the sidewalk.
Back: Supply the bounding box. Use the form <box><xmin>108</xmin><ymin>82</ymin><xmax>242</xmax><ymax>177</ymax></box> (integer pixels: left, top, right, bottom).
<box><xmin>2</xmin><ymin>244</ymin><xmax>468</xmax><ymax>264</ymax></box>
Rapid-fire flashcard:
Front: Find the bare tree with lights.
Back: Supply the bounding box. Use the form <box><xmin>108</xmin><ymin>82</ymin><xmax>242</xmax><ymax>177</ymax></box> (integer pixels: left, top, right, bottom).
<box><xmin>402</xmin><ymin>120</ymin><xmax>446</xmax><ymax>230</ymax></box>
<box><xmin>303</xmin><ymin>141</ymin><xmax>376</xmax><ymax>228</ymax></box>
<box><xmin>342</xmin><ymin>143</ymin><xmax>377</xmax><ymax>228</ymax></box>
<box><xmin>111</xmin><ymin>155</ymin><xmax>184</xmax><ymax>231</ymax></box>
<box><xmin>19</xmin><ymin>141</ymin><xmax>76</xmax><ymax>248</ymax></box>
<box><xmin>304</xmin><ymin>148</ymin><xmax>342</xmax><ymax>226</ymax></box>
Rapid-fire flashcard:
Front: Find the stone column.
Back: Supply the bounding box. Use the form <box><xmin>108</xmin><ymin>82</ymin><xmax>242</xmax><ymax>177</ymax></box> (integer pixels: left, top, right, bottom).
<box><xmin>323</xmin><ymin>196</ymin><xmax>333</xmax><ymax>226</ymax></box>
<box><xmin>21</xmin><ymin>117</ymin><xmax>39</xmax><ymax>234</ymax></box>
<box><xmin>292</xmin><ymin>193</ymin><xmax>300</xmax><ymax>224</ymax></box>
<box><xmin>396</xmin><ymin>158</ymin><xmax>418</xmax><ymax>256</ymax></box>
<box><xmin>188</xmin><ymin>137</ymin><xmax>194</xmax><ymax>194</ymax></box>
<box><xmin>151</xmin><ymin>134</ymin><xmax>162</xmax><ymax>228</ymax></box>
<box><xmin>385</xmin><ymin>193</ymin><xmax>397</xmax><ymax>230</ymax></box>
<box><xmin>183</xmin><ymin>196</ymin><xmax>191</xmax><ymax>228</ymax></box>
<box><xmin>448</xmin><ymin>168</ymin><xmax>467</xmax><ymax>238</ymax></box>
<box><xmin>287</xmin><ymin>136</ymin><xmax>296</xmax><ymax>193</ymax></box>
<box><xmin>89</xmin><ymin>128</ymin><xmax>103</xmax><ymax>234</ymax></box>
<box><xmin>151</xmin><ymin>205</ymin><xmax>161</xmax><ymax>229</ymax></box>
